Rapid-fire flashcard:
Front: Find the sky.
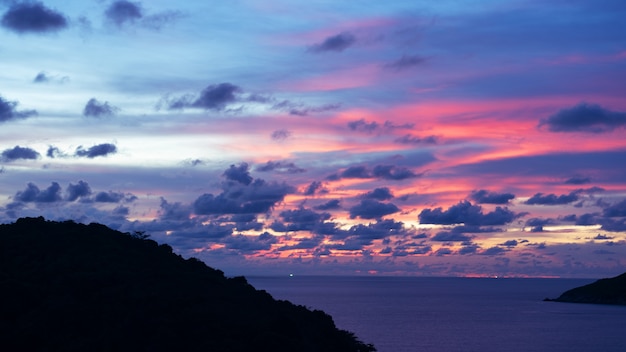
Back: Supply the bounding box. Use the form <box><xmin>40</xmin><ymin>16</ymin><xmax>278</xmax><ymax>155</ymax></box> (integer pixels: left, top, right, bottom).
<box><xmin>1</xmin><ymin>0</ymin><xmax>626</xmax><ymax>278</ymax></box>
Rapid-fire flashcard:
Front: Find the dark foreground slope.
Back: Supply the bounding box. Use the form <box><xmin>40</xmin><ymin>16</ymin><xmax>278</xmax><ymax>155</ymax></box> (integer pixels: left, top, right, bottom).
<box><xmin>546</xmin><ymin>272</ymin><xmax>626</xmax><ymax>305</ymax></box>
<box><xmin>0</xmin><ymin>217</ymin><xmax>375</xmax><ymax>352</ymax></box>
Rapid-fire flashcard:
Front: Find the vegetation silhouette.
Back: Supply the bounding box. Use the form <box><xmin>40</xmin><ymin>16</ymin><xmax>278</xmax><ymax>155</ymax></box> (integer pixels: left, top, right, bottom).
<box><xmin>545</xmin><ymin>272</ymin><xmax>626</xmax><ymax>305</ymax></box>
<box><xmin>0</xmin><ymin>217</ymin><xmax>376</xmax><ymax>351</ymax></box>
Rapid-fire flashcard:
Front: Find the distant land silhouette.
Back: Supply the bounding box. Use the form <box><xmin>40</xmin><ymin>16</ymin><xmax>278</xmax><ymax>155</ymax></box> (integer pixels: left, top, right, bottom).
<box><xmin>0</xmin><ymin>217</ymin><xmax>376</xmax><ymax>351</ymax></box>
<box><xmin>545</xmin><ymin>272</ymin><xmax>626</xmax><ymax>305</ymax></box>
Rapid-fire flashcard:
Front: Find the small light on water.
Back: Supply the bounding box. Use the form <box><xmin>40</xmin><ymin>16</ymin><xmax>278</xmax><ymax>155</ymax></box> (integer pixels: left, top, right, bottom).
<box><xmin>289</xmin><ymin>273</ymin><xmax>294</xmax><ymax>277</ymax></box>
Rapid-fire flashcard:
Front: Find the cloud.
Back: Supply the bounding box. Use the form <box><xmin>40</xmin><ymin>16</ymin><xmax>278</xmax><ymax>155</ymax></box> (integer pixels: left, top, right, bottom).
<box><xmin>431</xmin><ymin>232</ymin><xmax>473</xmax><ymax>242</ymax></box>
<box><xmin>349</xmin><ymin>199</ymin><xmax>400</xmax><ymax>219</ymax></box>
<box><xmin>539</xmin><ymin>103</ymin><xmax>626</xmax><ymax>133</ymax></box>
<box><xmin>564</xmin><ymin>176</ymin><xmax>591</xmax><ymax>185</ymax></box>
<box><xmin>372</xmin><ymin>164</ymin><xmax>419</xmax><ymax>180</ymax></box>
<box><xmin>223</xmin><ymin>163</ymin><xmax>253</xmax><ymax>185</ymax></box>
<box><xmin>32</xmin><ymin>71</ymin><xmax>69</xmax><ymax>84</ymax></box>
<box><xmin>328</xmin><ymin>164</ymin><xmax>420</xmax><ymax>181</ymax></box>
<box><xmin>361</xmin><ymin>187</ymin><xmax>394</xmax><ymax>201</ymax></box>
<box><xmin>14</xmin><ymin>182</ymin><xmax>61</xmax><ymax>203</ymax></box>
<box><xmin>394</xmin><ymin>134</ymin><xmax>438</xmax><ymax>145</ymax></box>
<box><xmin>158</xmin><ymin>197</ymin><xmax>192</xmax><ymax>221</ymax></box>
<box><xmin>603</xmin><ymin>199</ymin><xmax>626</xmax><ymax>217</ymax></box>
<box><xmin>255</xmin><ymin>161</ymin><xmax>305</xmax><ymax>174</ymax></box>
<box><xmin>104</xmin><ymin>1</ymin><xmax>182</xmax><ymax>30</ymax></box>
<box><xmin>74</xmin><ymin>143</ymin><xmax>117</xmax><ymax>158</ymax></box>
<box><xmin>94</xmin><ymin>191</ymin><xmax>135</xmax><ymax>203</ymax></box>
<box><xmin>105</xmin><ymin>0</ymin><xmax>143</xmax><ymax>26</ymax></box>
<box><xmin>304</xmin><ymin>181</ymin><xmax>323</xmax><ymax>196</ymax></box>
<box><xmin>83</xmin><ymin>98</ymin><xmax>119</xmax><ymax>117</ymax></box>
<box><xmin>314</xmin><ymin>199</ymin><xmax>341</xmax><ymax>210</ymax></box>
<box><xmin>270</xmin><ymin>207</ymin><xmax>331</xmax><ymax>232</ymax></box>
<box><xmin>419</xmin><ymin>201</ymin><xmax>518</xmax><ymax>226</ymax></box>
<box><xmin>384</xmin><ymin>55</ymin><xmax>427</xmax><ymax>70</ymax></box>
<box><xmin>270</xmin><ymin>129</ymin><xmax>291</xmax><ymax>141</ymax></box>
<box><xmin>166</xmin><ymin>83</ymin><xmax>241</xmax><ymax>111</ymax></box>
<box><xmin>469</xmin><ymin>189</ymin><xmax>515</xmax><ymax>204</ymax></box>
<box><xmin>0</xmin><ymin>95</ymin><xmax>37</xmax><ymax>122</ymax></box>
<box><xmin>347</xmin><ymin>119</ymin><xmax>414</xmax><ymax>134</ymax></box>
<box><xmin>1</xmin><ymin>145</ymin><xmax>40</xmax><ymax>162</ymax></box>
<box><xmin>525</xmin><ymin>191</ymin><xmax>580</xmax><ymax>205</ymax></box>
<box><xmin>285</xmin><ymin>103</ymin><xmax>340</xmax><ymax>116</ymax></box>
<box><xmin>308</xmin><ymin>32</ymin><xmax>356</xmax><ymax>53</ymax></box>
<box><xmin>193</xmin><ymin>164</ymin><xmax>295</xmax><ymax>216</ymax></box>
<box><xmin>1</xmin><ymin>2</ymin><xmax>67</xmax><ymax>34</ymax></box>
<box><xmin>66</xmin><ymin>180</ymin><xmax>92</xmax><ymax>202</ymax></box>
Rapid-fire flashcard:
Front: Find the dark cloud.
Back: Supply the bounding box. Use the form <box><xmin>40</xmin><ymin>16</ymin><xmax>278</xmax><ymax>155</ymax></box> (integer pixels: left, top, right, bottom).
<box><xmin>1</xmin><ymin>2</ymin><xmax>67</xmax><ymax>34</ymax></box>
<box><xmin>384</xmin><ymin>55</ymin><xmax>427</xmax><ymax>70</ymax></box>
<box><xmin>372</xmin><ymin>164</ymin><xmax>419</xmax><ymax>180</ymax></box>
<box><xmin>74</xmin><ymin>143</ymin><xmax>117</xmax><ymax>158</ymax></box>
<box><xmin>600</xmin><ymin>218</ymin><xmax>626</xmax><ymax>232</ymax></box>
<box><xmin>193</xmin><ymin>164</ymin><xmax>295</xmax><ymax>216</ymax></box>
<box><xmin>83</xmin><ymin>98</ymin><xmax>119</xmax><ymax>117</ymax></box>
<box><xmin>564</xmin><ymin>176</ymin><xmax>591</xmax><ymax>185</ymax></box>
<box><xmin>349</xmin><ymin>199</ymin><xmax>400</xmax><ymax>219</ymax></box>
<box><xmin>167</xmin><ymin>83</ymin><xmax>241</xmax><ymax>111</ymax></box>
<box><xmin>223</xmin><ymin>163</ymin><xmax>253</xmax><ymax>185</ymax></box>
<box><xmin>481</xmin><ymin>246</ymin><xmax>506</xmax><ymax>256</ymax></box>
<box><xmin>14</xmin><ymin>182</ymin><xmax>61</xmax><ymax>203</ymax></box>
<box><xmin>593</xmin><ymin>234</ymin><xmax>614</xmax><ymax>240</ymax></box>
<box><xmin>304</xmin><ymin>181</ymin><xmax>323</xmax><ymax>196</ymax></box>
<box><xmin>270</xmin><ymin>208</ymin><xmax>331</xmax><ymax>233</ymax></box>
<box><xmin>32</xmin><ymin>71</ymin><xmax>69</xmax><ymax>84</ymax></box>
<box><xmin>345</xmin><ymin>219</ymin><xmax>409</xmax><ymax>240</ymax></box>
<box><xmin>94</xmin><ymin>191</ymin><xmax>135</xmax><ymax>203</ymax></box>
<box><xmin>105</xmin><ymin>0</ymin><xmax>142</xmax><ymax>26</ymax></box>
<box><xmin>158</xmin><ymin>198</ymin><xmax>192</xmax><ymax>221</ymax></box>
<box><xmin>419</xmin><ymin>201</ymin><xmax>518</xmax><ymax>226</ymax></box>
<box><xmin>394</xmin><ymin>134</ymin><xmax>438</xmax><ymax>145</ymax></box>
<box><xmin>314</xmin><ymin>199</ymin><xmax>341</xmax><ymax>210</ymax></box>
<box><xmin>1</xmin><ymin>145</ymin><xmax>40</xmax><ymax>162</ymax></box>
<box><xmin>347</xmin><ymin>119</ymin><xmax>414</xmax><ymax>134</ymax></box>
<box><xmin>46</xmin><ymin>145</ymin><xmax>67</xmax><ymax>158</ymax></box>
<box><xmin>525</xmin><ymin>218</ymin><xmax>553</xmax><ymax>232</ymax></box>
<box><xmin>308</xmin><ymin>32</ymin><xmax>356</xmax><ymax>53</ymax></box>
<box><xmin>271</xmin><ymin>129</ymin><xmax>291</xmax><ymax>141</ymax></box>
<box><xmin>525</xmin><ymin>191</ymin><xmax>580</xmax><ymax>205</ymax></box>
<box><xmin>431</xmin><ymin>232</ymin><xmax>473</xmax><ymax>242</ymax></box>
<box><xmin>33</xmin><ymin>71</ymin><xmax>49</xmax><ymax>83</ymax></box>
<box><xmin>501</xmin><ymin>240</ymin><xmax>518</xmax><ymax>247</ymax></box>
<box><xmin>66</xmin><ymin>180</ymin><xmax>92</xmax><ymax>202</ymax></box>
<box><xmin>256</xmin><ymin>160</ymin><xmax>305</xmax><ymax>174</ymax></box>
<box><xmin>328</xmin><ymin>164</ymin><xmax>419</xmax><ymax>181</ymax></box>
<box><xmin>603</xmin><ymin>199</ymin><xmax>626</xmax><ymax>217</ymax></box>
<box><xmin>223</xmin><ymin>232</ymin><xmax>278</xmax><ymax>252</ymax></box>
<box><xmin>539</xmin><ymin>103</ymin><xmax>626</xmax><ymax>133</ymax></box>
<box><xmin>104</xmin><ymin>1</ymin><xmax>182</xmax><ymax>30</ymax></box>
<box><xmin>348</xmin><ymin>119</ymin><xmax>379</xmax><ymax>133</ymax></box>
<box><xmin>286</xmin><ymin>103</ymin><xmax>341</xmax><ymax>116</ymax></box>
<box><xmin>0</xmin><ymin>95</ymin><xmax>37</xmax><ymax>122</ymax></box>
<box><xmin>362</xmin><ymin>187</ymin><xmax>394</xmax><ymax>201</ymax></box>
<box><xmin>469</xmin><ymin>189</ymin><xmax>515</xmax><ymax>204</ymax></box>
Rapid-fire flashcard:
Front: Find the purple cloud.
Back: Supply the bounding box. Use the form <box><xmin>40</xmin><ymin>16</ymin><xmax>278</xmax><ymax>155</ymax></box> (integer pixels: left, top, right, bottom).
<box><xmin>1</xmin><ymin>146</ymin><xmax>40</xmax><ymax>162</ymax></box>
<box><xmin>1</xmin><ymin>2</ymin><xmax>67</xmax><ymax>34</ymax></box>
<box><xmin>539</xmin><ymin>103</ymin><xmax>626</xmax><ymax>133</ymax></box>
<box><xmin>0</xmin><ymin>96</ymin><xmax>37</xmax><ymax>122</ymax></box>
<box><xmin>309</xmin><ymin>32</ymin><xmax>356</xmax><ymax>53</ymax></box>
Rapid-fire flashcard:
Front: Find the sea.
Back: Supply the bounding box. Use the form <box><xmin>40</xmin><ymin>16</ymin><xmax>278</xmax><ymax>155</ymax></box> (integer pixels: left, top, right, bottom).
<box><xmin>247</xmin><ymin>276</ymin><xmax>626</xmax><ymax>352</ymax></box>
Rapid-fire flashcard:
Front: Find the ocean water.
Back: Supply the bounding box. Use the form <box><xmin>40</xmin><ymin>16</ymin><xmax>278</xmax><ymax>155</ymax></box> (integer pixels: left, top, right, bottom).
<box><xmin>247</xmin><ymin>276</ymin><xmax>626</xmax><ymax>352</ymax></box>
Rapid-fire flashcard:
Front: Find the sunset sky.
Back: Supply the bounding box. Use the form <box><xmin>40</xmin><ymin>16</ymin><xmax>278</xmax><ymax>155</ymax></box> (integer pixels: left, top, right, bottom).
<box><xmin>2</xmin><ymin>0</ymin><xmax>625</xmax><ymax>278</ymax></box>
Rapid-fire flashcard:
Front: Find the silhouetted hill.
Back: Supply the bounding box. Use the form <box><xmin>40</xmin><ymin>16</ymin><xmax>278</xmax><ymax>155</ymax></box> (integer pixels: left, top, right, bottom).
<box><xmin>0</xmin><ymin>217</ymin><xmax>375</xmax><ymax>351</ymax></box>
<box><xmin>546</xmin><ymin>272</ymin><xmax>626</xmax><ymax>305</ymax></box>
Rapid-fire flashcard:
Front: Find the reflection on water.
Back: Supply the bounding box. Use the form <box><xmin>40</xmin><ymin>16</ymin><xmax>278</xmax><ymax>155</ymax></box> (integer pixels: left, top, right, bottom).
<box><xmin>248</xmin><ymin>276</ymin><xmax>626</xmax><ymax>352</ymax></box>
